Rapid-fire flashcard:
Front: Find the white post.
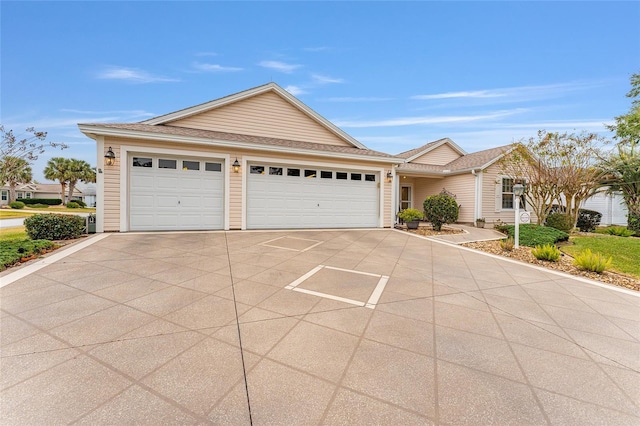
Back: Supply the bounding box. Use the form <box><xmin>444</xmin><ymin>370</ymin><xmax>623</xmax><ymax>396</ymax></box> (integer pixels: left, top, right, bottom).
<box><xmin>514</xmin><ymin>195</ymin><xmax>520</xmax><ymax>249</ymax></box>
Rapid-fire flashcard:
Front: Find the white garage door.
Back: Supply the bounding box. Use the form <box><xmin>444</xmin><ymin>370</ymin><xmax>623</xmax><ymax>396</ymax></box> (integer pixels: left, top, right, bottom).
<box><xmin>247</xmin><ymin>163</ymin><xmax>379</xmax><ymax>229</ymax></box>
<box><xmin>129</xmin><ymin>155</ymin><xmax>224</xmax><ymax>231</ymax></box>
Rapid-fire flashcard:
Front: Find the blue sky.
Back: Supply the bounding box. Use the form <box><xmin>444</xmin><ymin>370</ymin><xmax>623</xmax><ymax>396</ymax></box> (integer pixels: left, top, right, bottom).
<box><xmin>2</xmin><ymin>1</ymin><xmax>639</xmax><ymax>182</ymax></box>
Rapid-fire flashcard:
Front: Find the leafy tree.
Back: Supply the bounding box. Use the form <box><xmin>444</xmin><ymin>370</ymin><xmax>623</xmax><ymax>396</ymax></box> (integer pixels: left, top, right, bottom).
<box><xmin>44</xmin><ymin>157</ymin><xmax>70</xmax><ymax>205</ymax></box>
<box><xmin>501</xmin><ymin>130</ymin><xmax>604</xmax><ymax>227</ymax></box>
<box><xmin>65</xmin><ymin>159</ymin><xmax>96</xmax><ymax>203</ymax></box>
<box><xmin>0</xmin><ymin>156</ymin><xmax>33</xmax><ymax>203</ymax></box>
<box><xmin>602</xmin><ymin>72</ymin><xmax>640</xmax><ymax>231</ymax></box>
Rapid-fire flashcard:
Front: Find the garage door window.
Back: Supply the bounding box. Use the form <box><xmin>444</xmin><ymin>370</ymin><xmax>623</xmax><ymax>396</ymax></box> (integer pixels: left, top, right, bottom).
<box><xmin>269</xmin><ymin>167</ymin><xmax>282</xmax><ymax>175</ymax></box>
<box><xmin>133</xmin><ymin>157</ymin><xmax>152</xmax><ymax>167</ymax></box>
<box><xmin>365</xmin><ymin>174</ymin><xmax>376</xmax><ymax>182</ymax></box>
<box><xmin>287</xmin><ymin>168</ymin><xmax>300</xmax><ymax>177</ymax></box>
<box><xmin>205</xmin><ymin>162</ymin><xmax>222</xmax><ymax>172</ymax></box>
<box><xmin>351</xmin><ymin>173</ymin><xmax>362</xmax><ymax>181</ymax></box>
<box><xmin>305</xmin><ymin>170</ymin><xmax>316</xmax><ymax>178</ymax></box>
<box><xmin>321</xmin><ymin>171</ymin><xmax>332</xmax><ymax>179</ymax></box>
<box><xmin>159</xmin><ymin>159</ymin><xmax>177</xmax><ymax>169</ymax></box>
<box><xmin>183</xmin><ymin>161</ymin><xmax>200</xmax><ymax>171</ymax></box>
<box><xmin>250</xmin><ymin>166</ymin><xmax>265</xmax><ymax>174</ymax></box>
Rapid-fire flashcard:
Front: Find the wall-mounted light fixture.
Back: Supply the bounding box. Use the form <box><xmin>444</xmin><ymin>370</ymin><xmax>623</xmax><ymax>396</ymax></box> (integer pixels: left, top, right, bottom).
<box><xmin>386</xmin><ymin>171</ymin><xmax>393</xmax><ymax>183</ymax></box>
<box><xmin>104</xmin><ymin>147</ymin><xmax>116</xmax><ymax>166</ymax></box>
<box><xmin>232</xmin><ymin>158</ymin><xmax>240</xmax><ymax>173</ymax></box>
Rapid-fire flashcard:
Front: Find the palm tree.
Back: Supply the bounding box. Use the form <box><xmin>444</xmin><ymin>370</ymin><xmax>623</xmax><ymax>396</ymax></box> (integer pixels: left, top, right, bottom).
<box><xmin>0</xmin><ymin>156</ymin><xmax>32</xmax><ymax>203</ymax></box>
<box><xmin>66</xmin><ymin>159</ymin><xmax>96</xmax><ymax>203</ymax></box>
<box><xmin>44</xmin><ymin>157</ymin><xmax>70</xmax><ymax>204</ymax></box>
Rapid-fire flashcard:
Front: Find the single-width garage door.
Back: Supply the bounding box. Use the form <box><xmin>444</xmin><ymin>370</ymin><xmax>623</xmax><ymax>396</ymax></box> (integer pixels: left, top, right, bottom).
<box><xmin>247</xmin><ymin>163</ymin><xmax>379</xmax><ymax>229</ymax></box>
<box><xmin>129</xmin><ymin>155</ymin><xmax>224</xmax><ymax>231</ymax></box>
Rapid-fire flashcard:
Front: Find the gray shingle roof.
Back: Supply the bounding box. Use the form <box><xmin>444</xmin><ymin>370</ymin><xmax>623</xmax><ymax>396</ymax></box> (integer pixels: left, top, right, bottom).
<box><xmin>80</xmin><ymin>123</ymin><xmax>398</xmax><ymax>160</ymax></box>
<box><xmin>395</xmin><ymin>139</ymin><xmax>445</xmax><ymax>159</ymax></box>
<box><xmin>444</xmin><ymin>144</ymin><xmax>514</xmax><ymax>171</ymax></box>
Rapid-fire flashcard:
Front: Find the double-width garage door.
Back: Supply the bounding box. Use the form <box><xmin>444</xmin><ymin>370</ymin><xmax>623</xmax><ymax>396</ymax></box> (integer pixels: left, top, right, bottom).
<box><xmin>129</xmin><ymin>155</ymin><xmax>224</xmax><ymax>231</ymax></box>
<box><xmin>247</xmin><ymin>163</ymin><xmax>379</xmax><ymax>229</ymax></box>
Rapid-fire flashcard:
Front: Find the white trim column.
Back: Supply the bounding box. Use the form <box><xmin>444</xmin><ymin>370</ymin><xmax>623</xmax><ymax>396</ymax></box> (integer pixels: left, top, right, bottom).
<box><xmin>96</xmin><ymin>136</ymin><xmax>105</xmax><ymax>233</ymax></box>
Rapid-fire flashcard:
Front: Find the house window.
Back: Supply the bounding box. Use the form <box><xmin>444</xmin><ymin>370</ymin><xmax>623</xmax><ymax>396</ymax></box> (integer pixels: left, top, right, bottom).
<box><xmin>250</xmin><ymin>165</ymin><xmax>265</xmax><ymax>174</ymax></box>
<box><xmin>336</xmin><ymin>172</ymin><xmax>347</xmax><ymax>180</ymax></box>
<box><xmin>183</xmin><ymin>160</ymin><xmax>200</xmax><ymax>171</ymax></box>
<box><xmin>269</xmin><ymin>167</ymin><xmax>282</xmax><ymax>175</ymax></box>
<box><xmin>304</xmin><ymin>170</ymin><xmax>316</xmax><ymax>178</ymax></box>
<box><xmin>1</xmin><ymin>190</ymin><xmax>7</xmax><ymax>201</ymax></box>
<box><xmin>205</xmin><ymin>162</ymin><xmax>222</xmax><ymax>172</ymax></box>
<box><xmin>133</xmin><ymin>157</ymin><xmax>152</xmax><ymax>167</ymax></box>
<box><xmin>501</xmin><ymin>178</ymin><xmax>525</xmax><ymax>209</ymax></box>
<box><xmin>287</xmin><ymin>168</ymin><xmax>300</xmax><ymax>177</ymax></box>
<box><xmin>321</xmin><ymin>171</ymin><xmax>332</xmax><ymax>179</ymax></box>
<box><xmin>159</xmin><ymin>159</ymin><xmax>177</xmax><ymax>169</ymax></box>
<box><xmin>17</xmin><ymin>192</ymin><xmax>24</xmax><ymax>199</ymax></box>
<box><xmin>26</xmin><ymin>192</ymin><xmax>32</xmax><ymax>199</ymax></box>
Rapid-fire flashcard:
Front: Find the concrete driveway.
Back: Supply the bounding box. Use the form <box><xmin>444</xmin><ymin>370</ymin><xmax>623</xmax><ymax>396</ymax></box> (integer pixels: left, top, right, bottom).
<box><xmin>1</xmin><ymin>230</ymin><xmax>638</xmax><ymax>425</ymax></box>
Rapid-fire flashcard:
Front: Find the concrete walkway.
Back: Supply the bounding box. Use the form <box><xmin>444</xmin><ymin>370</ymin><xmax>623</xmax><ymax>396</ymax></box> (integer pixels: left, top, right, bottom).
<box><xmin>429</xmin><ymin>223</ymin><xmax>506</xmax><ymax>244</ymax></box>
<box><xmin>1</xmin><ymin>230</ymin><xmax>638</xmax><ymax>424</ymax></box>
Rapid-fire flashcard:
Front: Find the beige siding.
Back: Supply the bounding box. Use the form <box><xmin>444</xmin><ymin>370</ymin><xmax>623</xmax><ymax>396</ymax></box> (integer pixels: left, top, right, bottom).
<box><xmin>438</xmin><ymin>173</ymin><xmax>476</xmax><ymax>223</ymax></box>
<box><xmin>411</xmin><ymin>144</ymin><xmax>461</xmax><ymax>165</ymax></box>
<box><xmin>168</xmin><ymin>91</ymin><xmax>351</xmax><ymax>147</ymax></box>
<box><xmin>101</xmin><ymin>137</ymin><xmax>394</xmax><ymax>231</ymax></box>
<box><xmin>412</xmin><ymin>178</ymin><xmax>444</xmax><ymax>210</ymax></box>
<box><xmin>481</xmin><ymin>163</ymin><xmax>538</xmax><ymax>226</ymax></box>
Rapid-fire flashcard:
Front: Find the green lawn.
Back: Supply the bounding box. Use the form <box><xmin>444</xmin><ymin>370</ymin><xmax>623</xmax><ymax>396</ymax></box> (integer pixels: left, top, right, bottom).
<box><xmin>561</xmin><ymin>234</ymin><xmax>640</xmax><ymax>278</ymax></box>
<box><xmin>0</xmin><ymin>226</ymin><xmax>27</xmax><ymax>241</ymax></box>
<box><xmin>0</xmin><ymin>210</ymin><xmax>35</xmax><ymax>219</ymax></box>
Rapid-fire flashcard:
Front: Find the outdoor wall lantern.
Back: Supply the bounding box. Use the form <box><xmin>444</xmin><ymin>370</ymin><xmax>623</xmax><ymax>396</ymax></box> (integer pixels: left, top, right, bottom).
<box><xmin>386</xmin><ymin>171</ymin><xmax>393</xmax><ymax>183</ymax></box>
<box><xmin>232</xmin><ymin>158</ymin><xmax>240</xmax><ymax>173</ymax></box>
<box><xmin>513</xmin><ymin>183</ymin><xmax>525</xmax><ymax>249</ymax></box>
<box><xmin>104</xmin><ymin>147</ymin><xmax>116</xmax><ymax>166</ymax></box>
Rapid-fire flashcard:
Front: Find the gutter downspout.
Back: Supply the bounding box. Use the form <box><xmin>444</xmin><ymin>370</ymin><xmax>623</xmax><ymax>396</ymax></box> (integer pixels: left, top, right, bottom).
<box><xmin>472</xmin><ymin>169</ymin><xmax>479</xmax><ymax>223</ymax></box>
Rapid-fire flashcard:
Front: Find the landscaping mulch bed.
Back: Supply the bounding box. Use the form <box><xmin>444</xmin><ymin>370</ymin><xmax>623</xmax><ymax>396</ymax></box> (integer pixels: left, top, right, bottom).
<box><xmin>404</xmin><ymin>225</ymin><xmax>465</xmax><ymax>237</ymax></box>
<box><xmin>462</xmin><ymin>240</ymin><xmax>640</xmax><ymax>292</ymax></box>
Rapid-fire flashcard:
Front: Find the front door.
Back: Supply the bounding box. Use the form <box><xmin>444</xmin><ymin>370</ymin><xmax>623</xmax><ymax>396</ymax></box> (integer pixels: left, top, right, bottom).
<box><xmin>400</xmin><ymin>185</ymin><xmax>412</xmax><ymax>210</ymax></box>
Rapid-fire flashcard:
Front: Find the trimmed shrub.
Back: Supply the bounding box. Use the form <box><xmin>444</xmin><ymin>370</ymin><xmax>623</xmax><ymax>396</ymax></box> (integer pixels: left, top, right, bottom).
<box><xmin>17</xmin><ymin>198</ymin><xmax>62</xmax><ymax>205</ymax></box>
<box><xmin>9</xmin><ymin>201</ymin><xmax>25</xmax><ymax>209</ymax></box>
<box><xmin>545</xmin><ymin>212</ymin><xmax>574</xmax><ymax>234</ymax></box>
<box><xmin>423</xmin><ymin>194</ymin><xmax>459</xmax><ymax>231</ymax></box>
<box><xmin>398</xmin><ymin>208</ymin><xmax>423</xmax><ymax>222</ymax></box>
<box><xmin>72</xmin><ymin>199</ymin><xmax>87</xmax><ymax>208</ymax></box>
<box><xmin>66</xmin><ymin>201</ymin><xmax>80</xmax><ymax>209</ymax></box>
<box><xmin>573</xmin><ymin>248</ymin><xmax>612</xmax><ymax>273</ymax></box>
<box><xmin>24</xmin><ymin>214</ymin><xmax>85</xmax><ymax>240</ymax></box>
<box><xmin>499</xmin><ymin>224</ymin><xmax>569</xmax><ymax>247</ymax></box>
<box><xmin>576</xmin><ymin>209</ymin><xmax>602</xmax><ymax>232</ymax></box>
<box><xmin>531</xmin><ymin>244</ymin><xmax>561</xmax><ymax>261</ymax></box>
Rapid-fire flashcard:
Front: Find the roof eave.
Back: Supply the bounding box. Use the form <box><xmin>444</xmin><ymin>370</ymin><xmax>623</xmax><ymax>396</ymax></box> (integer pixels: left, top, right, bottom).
<box><xmin>78</xmin><ymin>124</ymin><xmax>402</xmax><ymax>165</ymax></box>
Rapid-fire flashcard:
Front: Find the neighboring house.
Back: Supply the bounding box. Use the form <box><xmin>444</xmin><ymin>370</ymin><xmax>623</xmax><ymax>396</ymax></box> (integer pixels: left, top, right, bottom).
<box><xmin>581</xmin><ymin>191</ymin><xmax>628</xmax><ymax>226</ymax></box>
<box><xmin>78</xmin><ymin>82</ymin><xmax>534</xmax><ymax>233</ymax></box>
<box><xmin>393</xmin><ymin>139</ymin><xmax>535</xmax><ymax>225</ymax></box>
<box><xmin>76</xmin><ymin>182</ymin><xmax>97</xmax><ymax>207</ymax></box>
<box><xmin>0</xmin><ymin>183</ymin><xmax>83</xmax><ymax>206</ymax></box>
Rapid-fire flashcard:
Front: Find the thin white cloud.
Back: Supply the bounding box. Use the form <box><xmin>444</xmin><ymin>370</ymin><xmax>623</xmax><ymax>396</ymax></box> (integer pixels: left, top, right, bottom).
<box><xmin>311</xmin><ymin>74</ymin><xmax>344</xmax><ymax>84</ymax></box>
<box><xmin>411</xmin><ymin>81</ymin><xmax>606</xmax><ymax>102</ymax></box>
<box><xmin>96</xmin><ymin>66</ymin><xmax>179</xmax><ymax>83</ymax></box>
<box><xmin>60</xmin><ymin>109</ymin><xmax>155</xmax><ymax>118</ymax></box>
<box><xmin>284</xmin><ymin>85</ymin><xmax>308</xmax><ymax>96</ymax></box>
<box><xmin>258</xmin><ymin>60</ymin><xmax>302</xmax><ymax>74</ymax></box>
<box><xmin>321</xmin><ymin>97</ymin><xmax>394</xmax><ymax>102</ymax></box>
<box><xmin>334</xmin><ymin>109</ymin><xmax>527</xmax><ymax>128</ymax></box>
<box><xmin>191</xmin><ymin>62</ymin><xmax>243</xmax><ymax>72</ymax></box>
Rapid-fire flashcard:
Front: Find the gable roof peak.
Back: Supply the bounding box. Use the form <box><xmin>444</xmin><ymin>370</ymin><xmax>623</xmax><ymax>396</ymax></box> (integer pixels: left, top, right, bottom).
<box><xmin>396</xmin><ymin>137</ymin><xmax>466</xmax><ymax>161</ymax></box>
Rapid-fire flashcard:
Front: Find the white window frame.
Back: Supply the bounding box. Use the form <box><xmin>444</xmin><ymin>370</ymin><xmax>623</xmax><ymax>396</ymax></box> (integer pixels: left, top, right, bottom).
<box><xmin>1</xmin><ymin>190</ymin><xmax>7</xmax><ymax>201</ymax></box>
<box><xmin>501</xmin><ymin>177</ymin><xmax>526</xmax><ymax>210</ymax></box>
<box><xmin>400</xmin><ymin>184</ymin><xmax>413</xmax><ymax>210</ymax></box>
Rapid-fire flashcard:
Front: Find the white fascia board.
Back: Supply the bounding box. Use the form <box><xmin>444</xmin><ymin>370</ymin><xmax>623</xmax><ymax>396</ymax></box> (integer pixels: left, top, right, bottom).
<box><xmin>78</xmin><ymin>125</ymin><xmax>402</xmax><ymax>165</ymax></box>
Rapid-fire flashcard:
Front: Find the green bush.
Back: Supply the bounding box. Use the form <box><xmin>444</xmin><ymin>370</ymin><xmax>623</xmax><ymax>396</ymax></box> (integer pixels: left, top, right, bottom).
<box><xmin>573</xmin><ymin>248</ymin><xmax>612</xmax><ymax>273</ymax></box>
<box><xmin>628</xmin><ymin>212</ymin><xmax>640</xmax><ymax>234</ymax></box>
<box><xmin>599</xmin><ymin>226</ymin><xmax>635</xmax><ymax>237</ymax></box>
<box><xmin>576</xmin><ymin>209</ymin><xmax>602</xmax><ymax>232</ymax></box>
<box><xmin>0</xmin><ymin>239</ymin><xmax>56</xmax><ymax>270</ymax></box>
<box><xmin>545</xmin><ymin>212</ymin><xmax>574</xmax><ymax>233</ymax></box>
<box><xmin>397</xmin><ymin>208</ymin><xmax>423</xmax><ymax>222</ymax></box>
<box><xmin>17</xmin><ymin>198</ymin><xmax>62</xmax><ymax>205</ymax></box>
<box><xmin>24</xmin><ymin>214</ymin><xmax>85</xmax><ymax>240</ymax></box>
<box><xmin>499</xmin><ymin>224</ymin><xmax>569</xmax><ymax>247</ymax></box>
<box><xmin>66</xmin><ymin>201</ymin><xmax>80</xmax><ymax>209</ymax></box>
<box><xmin>423</xmin><ymin>194</ymin><xmax>459</xmax><ymax>231</ymax></box>
<box><xmin>531</xmin><ymin>244</ymin><xmax>561</xmax><ymax>261</ymax></box>
<box><xmin>9</xmin><ymin>201</ymin><xmax>25</xmax><ymax>209</ymax></box>
<box><xmin>72</xmin><ymin>199</ymin><xmax>87</xmax><ymax>207</ymax></box>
